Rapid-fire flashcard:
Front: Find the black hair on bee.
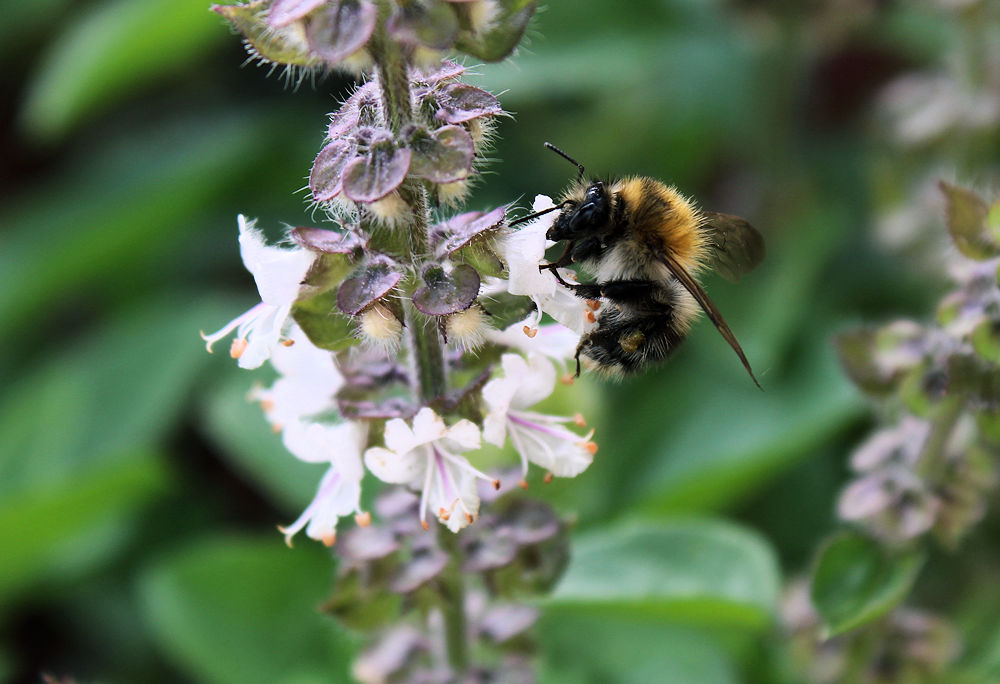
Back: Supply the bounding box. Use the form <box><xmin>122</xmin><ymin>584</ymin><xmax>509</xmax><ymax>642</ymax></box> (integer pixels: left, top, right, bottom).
<box><xmin>511</xmin><ymin>142</ymin><xmax>765</xmax><ymax>387</ymax></box>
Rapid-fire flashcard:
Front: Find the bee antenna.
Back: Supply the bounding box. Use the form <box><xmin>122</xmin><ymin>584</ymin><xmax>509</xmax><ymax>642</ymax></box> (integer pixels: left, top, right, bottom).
<box><xmin>509</xmin><ymin>201</ymin><xmax>570</xmax><ymax>227</ymax></box>
<box><xmin>544</xmin><ymin>142</ymin><xmax>585</xmax><ymax>184</ymax></box>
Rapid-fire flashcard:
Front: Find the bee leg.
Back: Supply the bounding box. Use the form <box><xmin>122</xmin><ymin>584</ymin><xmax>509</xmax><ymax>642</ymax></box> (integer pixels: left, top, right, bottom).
<box><xmin>573</xmin><ymin>337</ymin><xmax>589</xmax><ymax>377</ymax></box>
<box><xmin>598</xmin><ymin>280</ymin><xmax>662</xmax><ymax>308</ymax></box>
<box><xmin>539</xmin><ymin>242</ymin><xmax>575</xmax><ymax>274</ymax></box>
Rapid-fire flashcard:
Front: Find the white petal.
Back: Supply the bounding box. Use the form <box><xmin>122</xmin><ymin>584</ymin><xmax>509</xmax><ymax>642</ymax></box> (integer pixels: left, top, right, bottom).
<box><xmin>507</xmin><ymin>414</ymin><xmax>594</xmax><ymax>478</ymax></box>
<box><xmin>482</xmin><ymin>375</ymin><xmax>518</xmax><ymax>418</ymax></box>
<box><xmin>411</xmin><ymin>407</ymin><xmax>449</xmax><ymax>443</ymax></box>
<box><xmin>485</xmin><ymin>320</ymin><xmax>580</xmax><ymax>363</ymax></box>
<box><xmin>236</xmin><ymin>303</ymin><xmax>288</xmax><ymax>369</ymax></box>
<box><xmin>238</xmin><ymin>214</ymin><xmax>314</xmax><ymax>306</ymax></box>
<box><xmin>482</xmin><ymin>410</ymin><xmax>508</xmax><ymax>448</ymax></box>
<box><xmin>443</xmin><ymin>419</ymin><xmax>481</xmax><ymax>451</ymax></box>
<box><xmin>383</xmin><ymin>417</ymin><xmax>419</xmax><ymax>455</ymax></box>
<box><xmin>424</xmin><ymin>451</ymin><xmax>480</xmax><ymax>532</ymax></box>
<box><xmin>281</xmin><ymin>464</ymin><xmax>361</xmax><ymax>546</ymax></box>
<box><xmin>365</xmin><ymin>446</ymin><xmax>424</xmax><ymax>486</ymax></box>
<box><xmin>505</xmin><ymin>353</ymin><xmax>555</xmax><ymax>409</ymax></box>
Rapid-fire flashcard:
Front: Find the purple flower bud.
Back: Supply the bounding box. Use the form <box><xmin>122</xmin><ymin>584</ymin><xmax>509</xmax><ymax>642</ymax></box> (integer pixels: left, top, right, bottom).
<box><xmin>337</xmin><ymin>257</ymin><xmax>404</xmax><ymax>315</ymax></box>
<box><xmin>305</xmin><ymin>0</ymin><xmax>378</xmax><ymax>66</ymax></box>
<box><xmin>310</xmin><ymin>140</ymin><xmax>356</xmax><ymax>202</ymax></box>
<box><xmin>342</xmin><ymin>141</ymin><xmax>412</xmax><ymax>203</ymax></box>
<box><xmin>268</xmin><ymin>0</ymin><xmax>325</xmax><ymax>28</ymax></box>
<box><xmin>412</xmin><ymin>264</ymin><xmax>481</xmax><ymax>316</ymax></box>
<box><xmin>435</xmin><ymin>83</ymin><xmax>502</xmax><ymax>124</ymax></box>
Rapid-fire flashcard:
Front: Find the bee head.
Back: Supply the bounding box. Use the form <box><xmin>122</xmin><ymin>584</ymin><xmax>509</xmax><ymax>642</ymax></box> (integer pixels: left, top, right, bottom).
<box><xmin>547</xmin><ymin>181</ymin><xmax>610</xmax><ymax>241</ymax></box>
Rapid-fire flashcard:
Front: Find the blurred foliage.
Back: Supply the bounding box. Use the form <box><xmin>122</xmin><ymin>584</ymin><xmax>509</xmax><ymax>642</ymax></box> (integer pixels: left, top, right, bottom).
<box><xmin>2</xmin><ymin>0</ymin><xmax>999</xmax><ymax>682</ymax></box>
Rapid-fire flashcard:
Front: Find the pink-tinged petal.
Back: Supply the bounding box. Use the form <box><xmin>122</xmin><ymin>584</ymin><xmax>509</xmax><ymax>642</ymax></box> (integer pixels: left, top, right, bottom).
<box><xmin>365</xmin><ymin>446</ymin><xmax>423</xmax><ymax>485</ymax></box>
<box><xmin>482</xmin><ymin>410</ymin><xmax>507</xmax><ymax>448</ymax></box>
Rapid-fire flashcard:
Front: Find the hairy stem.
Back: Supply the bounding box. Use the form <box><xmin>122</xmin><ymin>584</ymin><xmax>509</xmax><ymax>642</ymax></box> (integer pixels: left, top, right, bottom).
<box><xmin>370</xmin><ymin>30</ymin><xmax>447</xmax><ymax>401</ymax></box>
<box><xmin>437</xmin><ymin>526</ymin><xmax>469</xmax><ymax>675</ymax></box>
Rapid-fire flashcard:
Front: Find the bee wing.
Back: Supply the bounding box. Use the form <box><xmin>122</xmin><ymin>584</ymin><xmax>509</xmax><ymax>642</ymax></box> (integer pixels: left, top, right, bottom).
<box><xmin>701</xmin><ymin>212</ymin><xmax>765</xmax><ymax>283</ymax></box>
<box><xmin>658</xmin><ymin>251</ymin><xmax>763</xmax><ymax>389</ymax></box>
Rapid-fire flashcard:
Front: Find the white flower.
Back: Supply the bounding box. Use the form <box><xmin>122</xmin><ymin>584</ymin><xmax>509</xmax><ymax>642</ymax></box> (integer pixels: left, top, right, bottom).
<box><xmin>251</xmin><ymin>324</ymin><xmax>344</xmax><ymax>430</ymax></box>
<box><xmin>486</xmin><ymin>320</ymin><xmax>580</xmax><ymax>365</ymax></box>
<box><xmin>201</xmin><ymin>215</ymin><xmax>315</xmax><ymax>369</ymax></box>
<box><xmin>364</xmin><ymin>407</ymin><xmax>495</xmax><ymax>532</ymax></box>
<box><xmin>498</xmin><ymin>195</ymin><xmax>600</xmax><ymax>337</ymax></box>
<box><xmin>279</xmin><ymin>419</ymin><xmax>368</xmax><ymax>547</ymax></box>
<box><xmin>482</xmin><ymin>353</ymin><xmax>596</xmax><ymax>479</ymax></box>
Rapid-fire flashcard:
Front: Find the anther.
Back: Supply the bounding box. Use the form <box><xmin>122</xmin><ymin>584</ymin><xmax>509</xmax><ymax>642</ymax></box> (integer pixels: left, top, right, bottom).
<box><xmin>585</xmin><ymin>310</ymin><xmax>597</xmax><ymax>324</ymax></box>
<box><xmin>522</xmin><ymin>325</ymin><xmax>538</xmax><ymax>338</ymax></box>
<box><xmin>281</xmin><ymin>339</ymin><xmax>295</xmax><ymax>347</ymax></box>
<box><xmin>561</xmin><ymin>373</ymin><xmax>575</xmax><ymax>385</ymax></box>
<box><xmin>584</xmin><ymin>441</ymin><xmax>599</xmax><ymax>455</ymax></box>
<box><xmin>230</xmin><ymin>338</ymin><xmax>248</xmax><ymax>359</ymax></box>
<box><xmin>492</xmin><ymin>479</ymin><xmax>501</xmax><ymax>491</ymax></box>
<box><xmin>421</xmin><ymin>519</ymin><xmax>430</xmax><ymax>531</ymax></box>
<box><xmin>464</xmin><ymin>513</ymin><xmax>475</xmax><ymax>524</ymax></box>
<box><xmin>574</xmin><ymin>413</ymin><xmax>587</xmax><ymax>427</ymax></box>
<box><xmin>321</xmin><ymin>532</ymin><xmax>336</xmax><ymax>547</ymax></box>
<box><xmin>518</xmin><ymin>479</ymin><xmax>530</xmax><ymax>490</ymax></box>
<box><xmin>585</xmin><ymin>299</ymin><xmax>601</xmax><ymax>310</ymax></box>
<box><xmin>438</xmin><ymin>507</ymin><xmax>451</xmax><ymax>521</ymax></box>
<box><xmin>543</xmin><ymin>472</ymin><xmax>553</xmax><ymax>484</ymax></box>
<box><xmin>355</xmin><ymin>512</ymin><xmax>371</xmax><ymax>527</ymax></box>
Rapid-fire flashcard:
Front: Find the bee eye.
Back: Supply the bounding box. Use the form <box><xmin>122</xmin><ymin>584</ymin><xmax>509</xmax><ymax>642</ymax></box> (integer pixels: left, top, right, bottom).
<box><xmin>586</xmin><ymin>185</ymin><xmax>602</xmax><ymax>200</ymax></box>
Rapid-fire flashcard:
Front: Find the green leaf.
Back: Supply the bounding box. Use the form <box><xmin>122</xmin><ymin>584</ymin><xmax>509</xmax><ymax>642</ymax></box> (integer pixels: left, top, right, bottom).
<box><xmin>0</xmin><ymin>112</ymin><xmax>292</xmax><ymax>347</ymax></box>
<box><xmin>539</xmin><ymin>613</ymin><xmax>738</xmax><ymax>684</ymax></box>
<box><xmin>810</xmin><ymin>530</ymin><xmax>924</xmax><ymax>637</ymax></box>
<box><xmin>21</xmin><ymin>0</ymin><xmax>225</xmax><ymax>140</ymax></box>
<box><xmin>0</xmin><ymin>452</ymin><xmax>168</xmax><ymax>607</ymax></box>
<box><xmin>940</xmin><ymin>181</ymin><xmax>997</xmax><ymax>260</ymax></box>
<box><xmin>293</xmin><ymin>289</ymin><xmax>359</xmax><ymax>352</ymax></box>
<box><xmin>547</xmin><ymin>518</ymin><xmax>780</xmax><ymax>630</ymax></box>
<box><xmin>139</xmin><ymin>535</ymin><xmax>354</xmax><ymax>684</ymax></box>
<box><xmin>197</xmin><ymin>370</ymin><xmax>324</xmax><ymax>513</ymax></box>
<box><xmin>628</xmin><ymin>331</ymin><xmax>864</xmax><ymax>515</ymax></box>
<box><xmin>0</xmin><ymin>296</ymin><xmax>234</xmax><ymax>494</ymax></box>
<box><xmin>455</xmin><ymin>0</ymin><xmax>536</xmax><ymax>62</ymax></box>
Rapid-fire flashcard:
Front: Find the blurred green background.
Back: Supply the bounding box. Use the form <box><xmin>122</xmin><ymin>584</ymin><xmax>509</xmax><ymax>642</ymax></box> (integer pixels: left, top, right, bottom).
<box><xmin>2</xmin><ymin>0</ymin><xmax>998</xmax><ymax>682</ymax></box>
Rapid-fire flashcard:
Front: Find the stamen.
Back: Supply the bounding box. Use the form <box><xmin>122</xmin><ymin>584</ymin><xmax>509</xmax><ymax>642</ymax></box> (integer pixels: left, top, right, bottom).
<box><xmin>230</xmin><ymin>337</ymin><xmax>248</xmax><ymax>359</ymax></box>
<box><xmin>523</xmin><ymin>325</ymin><xmax>538</xmax><ymax>338</ymax></box>
<box><xmin>585</xmin><ymin>299</ymin><xmax>601</xmax><ymax>310</ymax></box>
<box><xmin>421</xmin><ymin>519</ymin><xmax>430</xmax><ymax>531</ymax></box>
<box><xmin>321</xmin><ymin>532</ymin><xmax>336</xmax><ymax>547</ymax></box>
<box><xmin>492</xmin><ymin>479</ymin><xmax>501</xmax><ymax>490</ymax></box>
<box><xmin>584</xmin><ymin>441</ymin><xmax>599</xmax><ymax>455</ymax></box>
<box><xmin>574</xmin><ymin>413</ymin><xmax>586</xmax><ymax>427</ymax></box>
<box><xmin>355</xmin><ymin>512</ymin><xmax>371</xmax><ymax>527</ymax></box>
<box><xmin>585</xmin><ymin>310</ymin><xmax>597</xmax><ymax>324</ymax></box>
<box><xmin>464</xmin><ymin>512</ymin><xmax>475</xmax><ymax>524</ymax></box>
<box><xmin>281</xmin><ymin>339</ymin><xmax>295</xmax><ymax>347</ymax></box>
<box><xmin>439</xmin><ymin>507</ymin><xmax>451</xmax><ymax>521</ymax></box>
<box><xmin>518</xmin><ymin>479</ymin><xmax>529</xmax><ymax>490</ymax></box>
<box><xmin>543</xmin><ymin>472</ymin><xmax>553</xmax><ymax>484</ymax></box>
<box><xmin>561</xmin><ymin>373</ymin><xmax>575</xmax><ymax>385</ymax></box>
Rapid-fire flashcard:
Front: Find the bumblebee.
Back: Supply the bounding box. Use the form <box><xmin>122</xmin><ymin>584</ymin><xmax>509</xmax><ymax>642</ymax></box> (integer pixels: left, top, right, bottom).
<box><xmin>512</xmin><ymin>143</ymin><xmax>764</xmax><ymax>387</ymax></box>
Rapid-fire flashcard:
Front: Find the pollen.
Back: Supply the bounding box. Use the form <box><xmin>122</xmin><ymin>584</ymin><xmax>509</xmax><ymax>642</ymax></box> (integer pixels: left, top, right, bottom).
<box><xmin>543</xmin><ymin>472</ymin><xmax>553</xmax><ymax>484</ymax></box>
<box><xmin>492</xmin><ymin>479</ymin><xmax>501</xmax><ymax>490</ymax></box>
<box><xmin>355</xmin><ymin>512</ymin><xmax>371</xmax><ymax>527</ymax></box>
<box><xmin>585</xmin><ymin>299</ymin><xmax>601</xmax><ymax>310</ymax></box>
<box><xmin>438</xmin><ymin>507</ymin><xmax>451</xmax><ymax>521</ymax></box>
<box><xmin>446</xmin><ymin>306</ymin><xmax>490</xmax><ymax>352</ymax></box>
<box><xmin>584</xmin><ymin>441</ymin><xmax>599</xmax><ymax>455</ymax></box>
<box><xmin>367</xmin><ymin>192</ymin><xmax>411</xmax><ymax>226</ymax></box>
<box><xmin>229</xmin><ymin>337</ymin><xmax>248</xmax><ymax>359</ymax></box>
<box><xmin>421</xmin><ymin>519</ymin><xmax>430</xmax><ymax>531</ymax></box>
<box><xmin>585</xmin><ymin>310</ymin><xmax>597</xmax><ymax>323</ymax></box>
<box><xmin>518</xmin><ymin>479</ymin><xmax>530</xmax><ymax>490</ymax></box>
<box><xmin>321</xmin><ymin>532</ymin><xmax>337</xmax><ymax>547</ymax></box>
<box><xmin>464</xmin><ymin>512</ymin><xmax>475</xmax><ymax>524</ymax></box>
<box><xmin>522</xmin><ymin>325</ymin><xmax>538</xmax><ymax>338</ymax></box>
<box><xmin>281</xmin><ymin>338</ymin><xmax>295</xmax><ymax>347</ymax></box>
<box><xmin>574</xmin><ymin>413</ymin><xmax>587</xmax><ymax>427</ymax></box>
<box><xmin>560</xmin><ymin>373</ymin><xmax>575</xmax><ymax>385</ymax></box>
<box><xmin>437</xmin><ymin>179</ymin><xmax>470</xmax><ymax>207</ymax></box>
<box><xmin>359</xmin><ymin>303</ymin><xmax>403</xmax><ymax>352</ymax></box>
<box><xmin>259</xmin><ymin>399</ymin><xmax>275</xmax><ymax>412</ymax></box>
